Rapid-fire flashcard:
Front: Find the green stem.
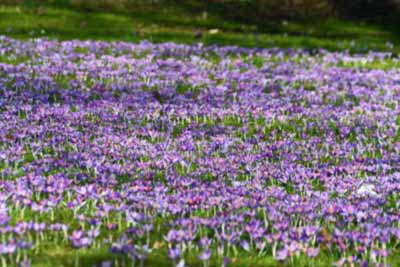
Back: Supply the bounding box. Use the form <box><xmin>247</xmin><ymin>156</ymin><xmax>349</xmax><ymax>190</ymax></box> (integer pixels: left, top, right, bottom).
<box><xmin>0</xmin><ymin>256</ymin><xmax>6</xmax><ymax>267</ymax></box>
<box><xmin>75</xmin><ymin>252</ymin><xmax>80</xmax><ymax>267</ymax></box>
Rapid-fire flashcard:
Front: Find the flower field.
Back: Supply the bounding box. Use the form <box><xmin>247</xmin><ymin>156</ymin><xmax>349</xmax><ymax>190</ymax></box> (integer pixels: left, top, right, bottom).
<box><xmin>0</xmin><ymin>36</ymin><xmax>399</xmax><ymax>267</ymax></box>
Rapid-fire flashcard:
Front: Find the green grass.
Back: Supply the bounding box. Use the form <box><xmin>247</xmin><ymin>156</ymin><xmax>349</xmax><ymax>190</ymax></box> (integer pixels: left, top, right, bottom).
<box><xmin>0</xmin><ymin>1</ymin><xmax>398</xmax><ymax>53</ymax></box>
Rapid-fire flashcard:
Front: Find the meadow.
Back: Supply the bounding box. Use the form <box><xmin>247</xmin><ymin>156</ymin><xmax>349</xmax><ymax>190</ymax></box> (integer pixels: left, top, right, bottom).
<box><xmin>0</xmin><ymin>0</ymin><xmax>399</xmax><ymax>53</ymax></box>
<box><xmin>0</xmin><ymin>36</ymin><xmax>399</xmax><ymax>267</ymax></box>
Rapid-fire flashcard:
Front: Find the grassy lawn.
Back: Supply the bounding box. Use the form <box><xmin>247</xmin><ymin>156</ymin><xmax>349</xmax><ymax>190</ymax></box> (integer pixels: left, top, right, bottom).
<box><xmin>0</xmin><ymin>1</ymin><xmax>398</xmax><ymax>52</ymax></box>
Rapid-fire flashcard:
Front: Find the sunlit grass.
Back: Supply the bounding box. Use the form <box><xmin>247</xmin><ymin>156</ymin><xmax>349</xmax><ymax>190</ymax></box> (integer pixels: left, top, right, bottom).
<box><xmin>0</xmin><ymin>3</ymin><xmax>398</xmax><ymax>53</ymax></box>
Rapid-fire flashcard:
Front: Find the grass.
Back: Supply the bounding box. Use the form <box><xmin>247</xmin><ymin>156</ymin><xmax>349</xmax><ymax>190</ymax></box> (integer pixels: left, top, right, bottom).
<box><xmin>0</xmin><ymin>1</ymin><xmax>398</xmax><ymax>53</ymax></box>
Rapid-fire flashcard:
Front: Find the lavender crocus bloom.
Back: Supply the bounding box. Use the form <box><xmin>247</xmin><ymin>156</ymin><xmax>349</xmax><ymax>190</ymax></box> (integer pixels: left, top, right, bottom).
<box><xmin>198</xmin><ymin>250</ymin><xmax>211</xmax><ymax>261</ymax></box>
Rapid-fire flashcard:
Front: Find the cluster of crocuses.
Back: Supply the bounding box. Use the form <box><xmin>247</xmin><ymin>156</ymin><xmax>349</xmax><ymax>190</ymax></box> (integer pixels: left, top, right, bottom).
<box><xmin>0</xmin><ymin>35</ymin><xmax>399</xmax><ymax>267</ymax></box>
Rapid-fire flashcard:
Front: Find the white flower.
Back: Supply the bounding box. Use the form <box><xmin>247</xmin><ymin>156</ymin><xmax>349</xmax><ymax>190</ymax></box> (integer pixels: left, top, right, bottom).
<box><xmin>176</xmin><ymin>259</ymin><xmax>186</xmax><ymax>267</ymax></box>
<box><xmin>357</xmin><ymin>184</ymin><xmax>378</xmax><ymax>197</ymax></box>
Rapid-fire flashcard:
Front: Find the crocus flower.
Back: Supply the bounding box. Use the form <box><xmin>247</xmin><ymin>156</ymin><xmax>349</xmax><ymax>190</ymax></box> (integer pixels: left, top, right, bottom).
<box><xmin>168</xmin><ymin>247</ymin><xmax>181</xmax><ymax>260</ymax></box>
<box><xmin>198</xmin><ymin>250</ymin><xmax>211</xmax><ymax>261</ymax></box>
